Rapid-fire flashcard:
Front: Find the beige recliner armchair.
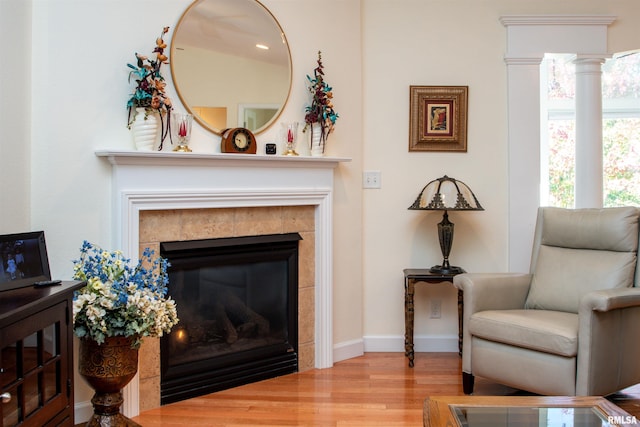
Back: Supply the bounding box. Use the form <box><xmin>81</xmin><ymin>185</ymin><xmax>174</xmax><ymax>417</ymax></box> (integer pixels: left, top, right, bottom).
<box><xmin>454</xmin><ymin>206</ymin><xmax>640</xmax><ymax>396</ymax></box>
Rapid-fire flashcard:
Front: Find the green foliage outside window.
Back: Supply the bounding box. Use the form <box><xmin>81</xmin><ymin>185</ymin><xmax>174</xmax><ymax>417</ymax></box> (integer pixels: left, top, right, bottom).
<box><xmin>603</xmin><ymin>118</ymin><xmax>640</xmax><ymax>207</ymax></box>
<box><xmin>546</xmin><ymin>53</ymin><xmax>640</xmax><ymax>208</ymax></box>
<box><xmin>548</xmin><ymin>120</ymin><xmax>575</xmax><ymax>208</ymax></box>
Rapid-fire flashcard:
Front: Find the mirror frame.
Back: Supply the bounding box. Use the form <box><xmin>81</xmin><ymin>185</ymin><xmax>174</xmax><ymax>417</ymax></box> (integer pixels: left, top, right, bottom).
<box><xmin>170</xmin><ymin>0</ymin><xmax>292</xmax><ymax>136</ymax></box>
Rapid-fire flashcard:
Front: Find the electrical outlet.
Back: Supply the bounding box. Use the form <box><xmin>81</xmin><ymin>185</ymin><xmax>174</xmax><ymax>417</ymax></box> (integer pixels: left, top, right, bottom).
<box><xmin>363</xmin><ymin>171</ymin><xmax>382</xmax><ymax>189</ymax></box>
<box><xmin>430</xmin><ymin>299</ymin><xmax>442</xmax><ymax>319</ymax></box>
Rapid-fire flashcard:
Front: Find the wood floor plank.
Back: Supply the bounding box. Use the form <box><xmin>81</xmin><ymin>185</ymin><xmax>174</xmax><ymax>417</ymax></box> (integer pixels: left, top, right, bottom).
<box><xmin>128</xmin><ymin>352</ymin><xmax>640</xmax><ymax>426</ymax></box>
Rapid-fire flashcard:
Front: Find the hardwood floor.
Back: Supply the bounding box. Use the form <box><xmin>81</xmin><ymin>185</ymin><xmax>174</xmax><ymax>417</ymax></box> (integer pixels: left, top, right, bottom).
<box><xmin>129</xmin><ymin>352</ymin><xmax>640</xmax><ymax>426</ymax></box>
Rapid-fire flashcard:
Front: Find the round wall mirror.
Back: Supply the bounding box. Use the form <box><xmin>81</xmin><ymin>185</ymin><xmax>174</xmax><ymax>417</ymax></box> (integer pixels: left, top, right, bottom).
<box><xmin>171</xmin><ymin>0</ymin><xmax>292</xmax><ymax>135</ymax></box>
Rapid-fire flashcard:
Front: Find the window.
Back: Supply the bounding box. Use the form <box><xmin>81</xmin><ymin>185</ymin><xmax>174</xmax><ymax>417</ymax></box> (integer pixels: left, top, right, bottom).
<box><xmin>543</xmin><ymin>52</ymin><xmax>640</xmax><ymax>208</ymax></box>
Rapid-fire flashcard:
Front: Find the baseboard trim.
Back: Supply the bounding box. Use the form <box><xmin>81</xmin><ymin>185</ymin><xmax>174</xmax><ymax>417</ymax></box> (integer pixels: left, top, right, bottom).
<box><xmin>363</xmin><ymin>334</ymin><xmax>458</xmax><ymax>353</ymax></box>
<box><xmin>333</xmin><ymin>338</ymin><xmax>364</xmax><ymax>363</ymax></box>
<box><xmin>74</xmin><ymin>400</ymin><xmax>93</xmax><ymax>424</ymax></box>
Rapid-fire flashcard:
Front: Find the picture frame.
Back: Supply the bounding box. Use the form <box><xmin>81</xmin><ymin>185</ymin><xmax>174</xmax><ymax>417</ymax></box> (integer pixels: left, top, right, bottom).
<box><xmin>0</xmin><ymin>230</ymin><xmax>51</xmax><ymax>292</ymax></box>
<box><xmin>409</xmin><ymin>85</ymin><xmax>468</xmax><ymax>152</ymax></box>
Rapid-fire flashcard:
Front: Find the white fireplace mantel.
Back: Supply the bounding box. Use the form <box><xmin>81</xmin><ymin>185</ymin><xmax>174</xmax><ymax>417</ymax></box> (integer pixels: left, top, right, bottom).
<box><xmin>96</xmin><ymin>149</ymin><xmax>350</xmax><ymax>416</ymax></box>
<box><xmin>95</xmin><ymin>149</ymin><xmax>351</xmax><ymax>168</ymax></box>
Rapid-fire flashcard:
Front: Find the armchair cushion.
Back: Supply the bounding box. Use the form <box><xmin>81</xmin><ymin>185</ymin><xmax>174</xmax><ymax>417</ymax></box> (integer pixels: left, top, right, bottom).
<box><xmin>539</xmin><ymin>206</ymin><xmax>639</xmax><ymax>251</ymax></box>
<box><xmin>525</xmin><ymin>245</ymin><xmax>636</xmax><ymax>313</ymax></box>
<box><xmin>469</xmin><ymin>309</ymin><xmax>578</xmax><ymax>357</ymax></box>
<box><xmin>525</xmin><ymin>207</ymin><xmax>639</xmax><ymax>313</ymax></box>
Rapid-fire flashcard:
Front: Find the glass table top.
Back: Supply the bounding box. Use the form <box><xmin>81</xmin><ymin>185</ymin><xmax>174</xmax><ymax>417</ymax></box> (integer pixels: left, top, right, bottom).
<box><xmin>453</xmin><ymin>406</ymin><xmax>616</xmax><ymax>427</ymax></box>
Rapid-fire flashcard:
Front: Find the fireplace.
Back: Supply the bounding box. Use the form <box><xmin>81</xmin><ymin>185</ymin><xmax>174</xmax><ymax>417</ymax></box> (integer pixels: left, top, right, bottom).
<box><xmin>159</xmin><ymin>233</ymin><xmax>300</xmax><ymax>404</ymax></box>
<box><xmin>96</xmin><ymin>150</ymin><xmax>348</xmax><ymax>417</ymax></box>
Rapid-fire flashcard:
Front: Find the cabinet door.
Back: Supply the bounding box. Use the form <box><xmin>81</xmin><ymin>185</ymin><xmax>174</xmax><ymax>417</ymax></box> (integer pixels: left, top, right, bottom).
<box><xmin>1</xmin><ymin>301</ymin><xmax>70</xmax><ymax>427</ymax></box>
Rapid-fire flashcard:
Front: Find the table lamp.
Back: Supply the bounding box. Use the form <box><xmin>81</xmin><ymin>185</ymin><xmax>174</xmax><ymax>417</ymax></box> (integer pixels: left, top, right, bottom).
<box><xmin>408</xmin><ymin>175</ymin><xmax>483</xmax><ymax>274</ymax></box>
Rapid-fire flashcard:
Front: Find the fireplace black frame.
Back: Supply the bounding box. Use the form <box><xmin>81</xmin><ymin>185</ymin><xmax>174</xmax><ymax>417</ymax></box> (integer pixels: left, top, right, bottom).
<box><xmin>159</xmin><ymin>233</ymin><xmax>301</xmax><ymax>404</ymax></box>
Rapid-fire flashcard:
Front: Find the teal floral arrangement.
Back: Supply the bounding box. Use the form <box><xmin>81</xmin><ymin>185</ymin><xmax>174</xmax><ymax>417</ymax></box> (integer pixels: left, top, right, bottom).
<box><xmin>126</xmin><ymin>27</ymin><xmax>173</xmax><ymax>148</ymax></box>
<box><xmin>303</xmin><ymin>51</ymin><xmax>339</xmax><ymax>152</ymax></box>
<box><xmin>72</xmin><ymin>241</ymin><xmax>179</xmax><ymax>348</ymax></box>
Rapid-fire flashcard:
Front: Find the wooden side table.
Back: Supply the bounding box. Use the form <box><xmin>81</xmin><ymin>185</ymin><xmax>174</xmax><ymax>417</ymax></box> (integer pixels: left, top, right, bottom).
<box><xmin>404</xmin><ymin>268</ymin><xmax>465</xmax><ymax>367</ymax></box>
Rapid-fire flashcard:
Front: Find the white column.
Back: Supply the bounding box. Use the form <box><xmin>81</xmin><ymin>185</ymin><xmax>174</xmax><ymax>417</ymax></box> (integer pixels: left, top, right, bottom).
<box><xmin>505</xmin><ymin>57</ymin><xmax>543</xmax><ymax>272</ymax></box>
<box><xmin>574</xmin><ymin>56</ymin><xmax>607</xmax><ymax>208</ymax></box>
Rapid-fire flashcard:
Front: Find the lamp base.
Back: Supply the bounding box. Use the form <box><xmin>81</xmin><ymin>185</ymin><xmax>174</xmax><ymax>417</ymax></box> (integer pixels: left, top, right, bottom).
<box><xmin>429</xmin><ymin>264</ymin><xmax>464</xmax><ymax>275</ymax></box>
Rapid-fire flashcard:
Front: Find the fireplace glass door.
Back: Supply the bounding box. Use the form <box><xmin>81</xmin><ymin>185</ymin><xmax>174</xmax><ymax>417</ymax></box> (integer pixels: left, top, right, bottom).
<box><xmin>160</xmin><ymin>233</ymin><xmax>300</xmax><ymax>404</ymax></box>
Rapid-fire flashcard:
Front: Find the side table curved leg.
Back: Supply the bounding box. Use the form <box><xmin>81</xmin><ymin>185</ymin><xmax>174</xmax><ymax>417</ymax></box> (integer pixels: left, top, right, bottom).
<box><xmin>404</xmin><ymin>277</ymin><xmax>415</xmax><ymax>367</ymax></box>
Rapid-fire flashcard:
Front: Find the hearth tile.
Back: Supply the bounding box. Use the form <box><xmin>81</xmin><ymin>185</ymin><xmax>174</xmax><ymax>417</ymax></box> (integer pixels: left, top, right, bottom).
<box><xmin>299</xmin><ymin>287</ymin><xmax>315</xmax><ymax>344</ymax></box>
<box><xmin>298</xmin><ymin>342</ymin><xmax>315</xmax><ymax>372</ymax></box>
<box><xmin>140</xmin><ymin>210</ymin><xmax>182</xmax><ymax>243</ymax></box>
<box><xmin>182</xmin><ymin>217</ymin><xmax>234</xmax><ymax>240</ymax></box>
<box><xmin>298</xmin><ymin>232</ymin><xmax>315</xmax><ymax>288</ymax></box>
<box><xmin>139</xmin><ymin>375</ymin><xmax>161</xmax><ymax>412</ymax></box>
<box><xmin>138</xmin><ymin>337</ymin><xmax>160</xmax><ymax>380</ymax></box>
<box><xmin>282</xmin><ymin>206</ymin><xmax>315</xmax><ymax>233</ymax></box>
<box><xmin>234</xmin><ymin>206</ymin><xmax>283</xmax><ymax>236</ymax></box>
<box><xmin>181</xmin><ymin>208</ymin><xmax>234</xmax><ymax>239</ymax></box>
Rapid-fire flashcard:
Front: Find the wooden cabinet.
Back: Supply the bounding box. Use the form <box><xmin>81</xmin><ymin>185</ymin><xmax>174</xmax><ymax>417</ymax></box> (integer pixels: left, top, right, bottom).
<box><xmin>0</xmin><ymin>281</ymin><xmax>84</xmax><ymax>427</ymax></box>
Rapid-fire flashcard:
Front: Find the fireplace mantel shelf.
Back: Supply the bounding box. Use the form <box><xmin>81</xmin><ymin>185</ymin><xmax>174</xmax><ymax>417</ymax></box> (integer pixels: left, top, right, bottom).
<box><xmin>95</xmin><ymin>149</ymin><xmax>351</xmax><ymax>169</ymax></box>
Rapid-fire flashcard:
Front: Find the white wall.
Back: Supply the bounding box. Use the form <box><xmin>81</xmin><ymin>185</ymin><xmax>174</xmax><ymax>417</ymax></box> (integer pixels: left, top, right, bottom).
<box><xmin>0</xmin><ymin>0</ymin><xmax>31</xmax><ymax>233</ymax></box>
<box><xmin>2</xmin><ymin>0</ymin><xmax>639</xmax><ymax>422</ymax></box>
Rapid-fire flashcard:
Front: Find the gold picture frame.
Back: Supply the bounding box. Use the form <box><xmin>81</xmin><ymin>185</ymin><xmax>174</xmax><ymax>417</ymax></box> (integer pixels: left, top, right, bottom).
<box><xmin>409</xmin><ymin>85</ymin><xmax>468</xmax><ymax>152</ymax></box>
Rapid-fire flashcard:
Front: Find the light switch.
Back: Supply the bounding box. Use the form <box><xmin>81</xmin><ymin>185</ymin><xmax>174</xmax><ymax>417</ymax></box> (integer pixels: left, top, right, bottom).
<box><xmin>363</xmin><ymin>171</ymin><xmax>381</xmax><ymax>189</ymax></box>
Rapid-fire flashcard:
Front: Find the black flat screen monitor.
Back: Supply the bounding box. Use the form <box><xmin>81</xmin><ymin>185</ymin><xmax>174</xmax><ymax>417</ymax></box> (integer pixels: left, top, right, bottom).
<box><xmin>0</xmin><ymin>231</ymin><xmax>51</xmax><ymax>292</ymax></box>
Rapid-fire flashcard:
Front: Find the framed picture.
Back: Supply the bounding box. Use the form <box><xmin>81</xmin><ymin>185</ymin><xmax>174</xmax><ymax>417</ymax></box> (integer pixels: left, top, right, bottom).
<box><xmin>409</xmin><ymin>85</ymin><xmax>468</xmax><ymax>152</ymax></box>
<box><xmin>0</xmin><ymin>231</ymin><xmax>51</xmax><ymax>292</ymax></box>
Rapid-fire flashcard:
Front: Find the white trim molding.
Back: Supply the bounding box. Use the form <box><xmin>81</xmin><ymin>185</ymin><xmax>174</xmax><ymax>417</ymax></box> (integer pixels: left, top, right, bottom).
<box><xmin>362</xmin><ymin>335</ymin><xmax>458</xmax><ymax>353</ymax></box>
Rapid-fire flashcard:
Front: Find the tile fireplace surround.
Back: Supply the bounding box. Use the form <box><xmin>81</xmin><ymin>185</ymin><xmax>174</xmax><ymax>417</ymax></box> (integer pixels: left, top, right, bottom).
<box><xmin>95</xmin><ymin>150</ymin><xmax>349</xmax><ymax>417</ymax></box>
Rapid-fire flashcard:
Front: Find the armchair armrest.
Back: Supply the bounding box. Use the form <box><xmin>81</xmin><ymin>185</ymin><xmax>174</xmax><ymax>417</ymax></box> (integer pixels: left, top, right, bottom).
<box><xmin>580</xmin><ymin>287</ymin><xmax>640</xmax><ymax>312</ymax></box>
<box><xmin>454</xmin><ymin>273</ymin><xmax>532</xmax><ymax>373</ymax></box>
<box><xmin>577</xmin><ymin>287</ymin><xmax>640</xmax><ymax>395</ymax></box>
<box><xmin>454</xmin><ymin>273</ymin><xmax>532</xmax><ymax>315</ymax></box>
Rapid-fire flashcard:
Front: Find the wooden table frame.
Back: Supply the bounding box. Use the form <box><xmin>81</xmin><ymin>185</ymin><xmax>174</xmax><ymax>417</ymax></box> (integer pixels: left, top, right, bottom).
<box><xmin>404</xmin><ymin>268</ymin><xmax>465</xmax><ymax>367</ymax></box>
<box><xmin>424</xmin><ymin>395</ymin><xmax>634</xmax><ymax>426</ymax></box>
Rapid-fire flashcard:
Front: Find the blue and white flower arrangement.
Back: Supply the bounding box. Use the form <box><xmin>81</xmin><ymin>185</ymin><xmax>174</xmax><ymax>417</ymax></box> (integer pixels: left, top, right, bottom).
<box><xmin>72</xmin><ymin>241</ymin><xmax>179</xmax><ymax>348</ymax></box>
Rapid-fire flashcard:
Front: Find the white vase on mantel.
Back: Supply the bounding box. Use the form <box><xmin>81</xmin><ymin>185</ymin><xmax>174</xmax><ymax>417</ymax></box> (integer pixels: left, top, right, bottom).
<box><xmin>131</xmin><ymin>107</ymin><xmax>159</xmax><ymax>151</ymax></box>
<box><xmin>310</xmin><ymin>122</ymin><xmax>324</xmax><ymax>157</ymax></box>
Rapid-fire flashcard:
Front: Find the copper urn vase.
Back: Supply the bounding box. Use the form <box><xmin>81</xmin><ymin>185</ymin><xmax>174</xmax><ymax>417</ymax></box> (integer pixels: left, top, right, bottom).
<box><xmin>79</xmin><ymin>336</ymin><xmax>141</xmax><ymax>427</ymax></box>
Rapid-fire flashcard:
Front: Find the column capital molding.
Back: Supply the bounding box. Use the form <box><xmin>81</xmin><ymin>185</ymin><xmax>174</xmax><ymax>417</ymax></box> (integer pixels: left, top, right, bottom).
<box><xmin>503</xmin><ymin>56</ymin><xmax>543</xmax><ymax>66</ymax></box>
<box><xmin>573</xmin><ymin>54</ymin><xmax>612</xmax><ymax>63</ymax></box>
<box><xmin>500</xmin><ymin>15</ymin><xmax>616</xmax><ymax>27</ymax></box>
